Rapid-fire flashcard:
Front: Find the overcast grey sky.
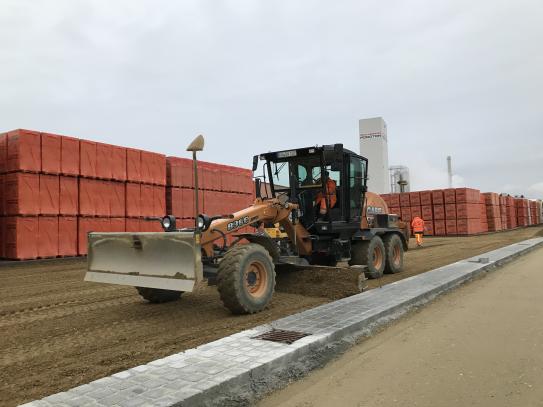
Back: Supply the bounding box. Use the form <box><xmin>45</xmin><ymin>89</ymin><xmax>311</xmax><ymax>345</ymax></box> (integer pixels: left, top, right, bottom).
<box><xmin>1</xmin><ymin>0</ymin><xmax>542</xmax><ymax>197</ymax></box>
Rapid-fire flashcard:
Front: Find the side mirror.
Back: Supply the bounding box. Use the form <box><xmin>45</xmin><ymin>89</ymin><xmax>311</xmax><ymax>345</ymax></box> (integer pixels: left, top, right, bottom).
<box><xmin>252</xmin><ymin>155</ymin><xmax>258</xmax><ymax>172</ymax></box>
<box><xmin>254</xmin><ymin>178</ymin><xmax>262</xmax><ymax>198</ymax></box>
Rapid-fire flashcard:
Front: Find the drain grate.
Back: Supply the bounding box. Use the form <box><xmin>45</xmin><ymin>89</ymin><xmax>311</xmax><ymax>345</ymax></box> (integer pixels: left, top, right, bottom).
<box><xmin>252</xmin><ymin>329</ymin><xmax>310</xmax><ymax>345</ymax></box>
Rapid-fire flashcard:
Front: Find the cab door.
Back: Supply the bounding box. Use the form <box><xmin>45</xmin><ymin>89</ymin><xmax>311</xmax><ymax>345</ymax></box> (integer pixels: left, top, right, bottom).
<box><xmin>348</xmin><ymin>155</ymin><xmax>367</xmax><ymax>221</ymax></box>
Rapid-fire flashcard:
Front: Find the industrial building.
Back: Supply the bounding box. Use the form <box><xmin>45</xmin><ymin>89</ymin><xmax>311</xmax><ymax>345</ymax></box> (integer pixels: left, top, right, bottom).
<box><xmin>389</xmin><ymin>165</ymin><xmax>410</xmax><ymax>193</ymax></box>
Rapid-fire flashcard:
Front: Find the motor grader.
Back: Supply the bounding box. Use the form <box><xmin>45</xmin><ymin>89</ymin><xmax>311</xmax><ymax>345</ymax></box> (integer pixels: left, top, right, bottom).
<box><xmin>85</xmin><ymin>137</ymin><xmax>409</xmax><ymax>314</ymax></box>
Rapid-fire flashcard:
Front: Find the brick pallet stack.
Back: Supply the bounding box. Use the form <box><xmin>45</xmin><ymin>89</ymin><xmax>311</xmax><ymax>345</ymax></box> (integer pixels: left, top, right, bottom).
<box><xmin>383</xmin><ymin>192</ymin><xmax>400</xmax><ymax>215</ymax></box>
<box><xmin>166</xmin><ymin>158</ymin><xmax>255</xmax><ymax>244</ymax></box>
<box><xmin>535</xmin><ymin>200</ymin><xmax>543</xmax><ymax>224</ymax></box>
<box><xmin>0</xmin><ymin>129</ymin><xmax>77</xmax><ymax>259</ymax></box>
<box><xmin>499</xmin><ymin>195</ymin><xmax>508</xmax><ymax>230</ymax></box>
<box><xmin>453</xmin><ymin>188</ymin><xmax>482</xmax><ymax>235</ymax></box>
<box><xmin>479</xmin><ymin>194</ymin><xmax>489</xmax><ymax>233</ymax></box>
<box><xmin>484</xmin><ymin>192</ymin><xmax>503</xmax><ymax>232</ymax></box>
<box><xmin>409</xmin><ymin>191</ymin><xmax>422</xmax><ymax>228</ymax></box>
<box><xmin>505</xmin><ymin>196</ymin><xmax>517</xmax><ymax>229</ymax></box>
<box><xmin>420</xmin><ymin>190</ymin><xmax>434</xmax><ymax>235</ymax></box>
<box><xmin>515</xmin><ymin>198</ymin><xmax>529</xmax><ymax>227</ymax></box>
<box><xmin>432</xmin><ymin>189</ymin><xmax>446</xmax><ymax>235</ymax></box>
<box><xmin>399</xmin><ymin>192</ymin><xmax>411</xmax><ymax>223</ymax></box>
<box><xmin>443</xmin><ymin>188</ymin><xmax>457</xmax><ymax>235</ymax></box>
<box><xmin>0</xmin><ymin>129</ymin><xmax>168</xmax><ymax>259</ymax></box>
<box><xmin>379</xmin><ymin>188</ymin><xmax>540</xmax><ymax>238</ymax></box>
<box><xmin>122</xmin><ymin>147</ymin><xmax>166</xmax><ymax>238</ymax></box>
<box><xmin>529</xmin><ymin>200</ymin><xmax>540</xmax><ymax>225</ymax></box>
<box><xmin>77</xmin><ymin>141</ymin><xmax>166</xmax><ymax>255</ymax></box>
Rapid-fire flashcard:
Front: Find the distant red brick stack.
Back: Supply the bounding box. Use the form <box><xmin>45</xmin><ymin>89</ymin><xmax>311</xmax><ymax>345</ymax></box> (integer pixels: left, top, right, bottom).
<box><xmin>419</xmin><ymin>190</ymin><xmax>432</xmax><ymax>206</ymax></box>
<box><xmin>434</xmin><ymin>219</ymin><xmax>446</xmax><ymax>236</ymax></box>
<box><xmin>424</xmin><ymin>220</ymin><xmax>434</xmax><ymax>236</ymax></box>
<box><xmin>4</xmin><ymin>217</ymin><xmax>39</xmax><ymax>260</ymax></box>
<box><xmin>515</xmin><ymin>198</ymin><xmax>529</xmax><ymax>227</ymax></box>
<box><xmin>536</xmin><ymin>201</ymin><xmax>543</xmax><ymax>224</ymax></box>
<box><xmin>455</xmin><ymin>188</ymin><xmax>481</xmax><ymax>204</ymax></box>
<box><xmin>505</xmin><ymin>196</ymin><xmax>517</xmax><ymax>229</ymax></box>
<box><xmin>454</xmin><ymin>188</ymin><xmax>482</xmax><ymax>235</ymax></box>
<box><xmin>499</xmin><ymin>195</ymin><xmax>508</xmax><ymax>230</ymax></box>
<box><xmin>443</xmin><ymin>188</ymin><xmax>456</xmax><ymax>204</ymax></box>
<box><xmin>409</xmin><ymin>192</ymin><xmax>421</xmax><ymax>225</ymax></box>
<box><xmin>387</xmin><ymin>193</ymin><xmax>400</xmax><ymax>208</ymax></box>
<box><xmin>479</xmin><ymin>195</ymin><xmax>489</xmax><ymax>233</ymax></box>
<box><xmin>399</xmin><ymin>193</ymin><xmax>410</xmax><ymax>208</ymax></box>
<box><xmin>401</xmin><ymin>207</ymin><xmax>412</xmax><ymax>222</ymax></box>
<box><xmin>0</xmin><ymin>128</ymin><xmax>173</xmax><ymax>259</ymax></box>
<box><xmin>59</xmin><ymin>216</ymin><xmax>77</xmax><ymax>257</ymax></box>
<box><xmin>484</xmin><ymin>192</ymin><xmax>502</xmax><ymax>232</ymax></box>
<box><xmin>165</xmin><ymin>158</ymin><xmax>255</xmax><ymax>234</ymax></box>
<box><xmin>528</xmin><ymin>200</ymin><xmax>538</xmax><ymax>225</ymax></box>
<box><xmin>432</xmin><ymin>189</ymin><xmax>444</xmax><ymax>205</ymax></box>
<box><xmin>409</xmin><ymin>192</ymin><xmax>420</xmax><ymax>206</ymax></box>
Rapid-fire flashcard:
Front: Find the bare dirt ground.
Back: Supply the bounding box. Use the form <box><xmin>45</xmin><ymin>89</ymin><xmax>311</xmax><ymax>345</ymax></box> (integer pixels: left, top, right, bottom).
<box><xmin>1</xmin><ymin>226</ymin><xmax>542</xmax><ymax>406</ymax></box>
<box><xmin>259</xmin><ymin>243</ymin><xmax>543</xmax><ymax>407</ymax></box>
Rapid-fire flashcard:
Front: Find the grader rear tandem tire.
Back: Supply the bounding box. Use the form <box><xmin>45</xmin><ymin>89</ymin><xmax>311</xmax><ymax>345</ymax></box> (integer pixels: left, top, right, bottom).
<box><xmin>217</xmin><ymin>243</ymin><xmax>276</xmax><ymax>314</ymax></box>
<box><xmin>349</xmin><ymin>236</ymin><xmax>386</xmax><ymax>279</ymax></box>
<box><xmin>383</xmin><ymin>233</ymin><xmax>404</xmax><ymax>274</ymax></box>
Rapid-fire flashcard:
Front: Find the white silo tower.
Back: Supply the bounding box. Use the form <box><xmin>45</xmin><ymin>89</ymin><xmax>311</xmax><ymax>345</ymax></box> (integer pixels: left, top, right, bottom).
<box><xmin>359</xmin><ymin>117</ymin><xmax>389</xmax><ymax>194</ymax></box>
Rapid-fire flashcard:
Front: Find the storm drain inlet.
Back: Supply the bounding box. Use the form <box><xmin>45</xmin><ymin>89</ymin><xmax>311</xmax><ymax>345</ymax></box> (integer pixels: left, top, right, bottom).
<box><xmin>252</xmin><ymin>329</ymin><xmax>310</xmax><ymax>345</ymax></box>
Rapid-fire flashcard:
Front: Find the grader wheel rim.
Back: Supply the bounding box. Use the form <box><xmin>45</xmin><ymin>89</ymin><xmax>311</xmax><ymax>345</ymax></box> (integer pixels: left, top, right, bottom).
<box><xmin>373</xmin><ymin>246</ymin><xmax>383</xmax><ymax>270</ymax></box>
<box><xmin>392</xmin><ymin>244</ymin><xmax>401</xmax><ymax>266</ymax></box>
<box><xmin>244</xmin><ymin>260</ymin><xmax>268</xmax><ymax>299</ymax></box>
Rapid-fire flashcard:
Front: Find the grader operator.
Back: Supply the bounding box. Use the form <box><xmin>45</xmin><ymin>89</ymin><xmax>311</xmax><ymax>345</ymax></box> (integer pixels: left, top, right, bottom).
<box><xmin>85</xmin><ymin>137</ymin><xmax>409</xmax><ymax>314</ymax></box>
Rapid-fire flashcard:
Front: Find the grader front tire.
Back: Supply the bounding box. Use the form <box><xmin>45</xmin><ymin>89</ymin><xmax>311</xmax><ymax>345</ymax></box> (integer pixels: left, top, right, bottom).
<box><xmin>217</xmin><ymin>243</ymin><xmax>276</xmax><ymax>314</ymax></box>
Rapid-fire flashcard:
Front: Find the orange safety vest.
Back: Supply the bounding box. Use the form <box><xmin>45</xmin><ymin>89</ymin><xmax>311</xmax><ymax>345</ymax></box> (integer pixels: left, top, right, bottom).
<box><xmin>316</xmin><ymin>178</ymin><xmax>337</xmax><ymax>209</ymax></box>
<box><xmin>411</xmin><ymin>216</ymin><xmax>425</xmax><ymax>233</ymax></box>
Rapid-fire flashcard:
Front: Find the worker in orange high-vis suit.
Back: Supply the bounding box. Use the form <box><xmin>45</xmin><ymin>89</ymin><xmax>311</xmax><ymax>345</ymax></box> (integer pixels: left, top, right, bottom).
<box><xmin>315</xmin><ymin>171</ymin><xmax>337</xmax><ymax>218</ymax></box>
<box><xmin>411</xmin><ymin>216</ymin><xmax>425</xmax><ymax>247</ymax></box>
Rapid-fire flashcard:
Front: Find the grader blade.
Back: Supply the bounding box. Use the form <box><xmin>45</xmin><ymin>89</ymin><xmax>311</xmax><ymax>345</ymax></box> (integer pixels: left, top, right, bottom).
<box><xmin>85</xmin><ymin>232</ymin><xmax>202</xmax><ymax>292</ymax></box>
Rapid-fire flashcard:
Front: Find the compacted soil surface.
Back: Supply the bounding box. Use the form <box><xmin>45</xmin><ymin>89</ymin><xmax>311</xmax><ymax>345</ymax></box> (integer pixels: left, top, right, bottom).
<box><xmin>1</xmin><ymin>226</ymin><xmax>541</xmax><ymax>406</ymax></box>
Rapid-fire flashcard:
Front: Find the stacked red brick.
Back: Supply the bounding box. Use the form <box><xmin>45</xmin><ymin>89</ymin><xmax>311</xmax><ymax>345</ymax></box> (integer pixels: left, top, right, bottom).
<box><xmin>431</xmin><ymin>189</ymin><xmax>445</xmax><ymax>235</ymax></box>
<box><xmin>479</xmin><ymin>194</ymin><xmax>489</xmax><ymax>233</ymax></box>
<box><xmin>528</xmin><ymin>200</ymin><xmax>540</xmax><ymax>225</ymax></box>
<box><xmin>450</xmin><ymin>188</ymin><xmax>482</xmax><ymax>235</ymax></box>
<box><xmin>0</xmin><ymin>130</ymin><xmax>77</xmax><ymax>259</ymax></box>
<box><xmin>384</xmin><ymin>188</ymin><xmax>483</xmax><ymax>236</ymax></box>
<box><xmin>166</xmin><ymin>158</ymin><xmax>255</xmax><ymax>244</ymax></box>
<box><xmin>77</xmin><ymin>138</ymin><xmax>167</xmax><ymax>255</ymax></box>
<box><xmin>122</xmin><ymin>147</ymin><xmax>166</xmax><ymax>238</ymax></box>
<box><xmin>505</xmin><ymin>196</ymin><xmax>517</xmax><ymax>229</ymax></box>
<box><xmin>534</xmin><ymin>201</ymin><xmax>542</xmax><ymax>224</ymax></box>
<box><xmin>499</xmin><ymin>195</ymin><xmax>508</xmax><ymax>229</ymax></box>
<box><xmin>419</xmin><ymin>191</ymin><xmax>434</xmax><ymax>235</ymax></box>
<box><xmin>0</xmin><ymin>129</ymin><xmax>167</xmax><ymax>259</ymax></box>
<box><xmin>483</xmin><ymin>193</ymin><xmax>503</xmax><ymax>232</ymax></box>
<box><xmin>515</xmin><ymin>198</ymin><xmax>529</xmax><ymax>227</ymax></box>
<box><xmin>382</xmin><ymin>188</ymin><xmax>541</xmax><ymax>237</ymax></box>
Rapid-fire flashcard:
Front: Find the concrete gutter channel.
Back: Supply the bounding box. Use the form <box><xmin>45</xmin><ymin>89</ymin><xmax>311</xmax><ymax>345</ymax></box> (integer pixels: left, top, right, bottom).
<box><xmin>21</xmin><ymin>237</ymin><xmax>543</xmax><ymax>407</ymax></box>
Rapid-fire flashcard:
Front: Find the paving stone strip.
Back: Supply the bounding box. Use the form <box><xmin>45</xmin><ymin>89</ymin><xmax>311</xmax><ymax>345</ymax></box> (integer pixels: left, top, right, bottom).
<box><xmin>21</xmin><ymin>237</ymin><xmax>543</xmax><ymax>407</ymax></box>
